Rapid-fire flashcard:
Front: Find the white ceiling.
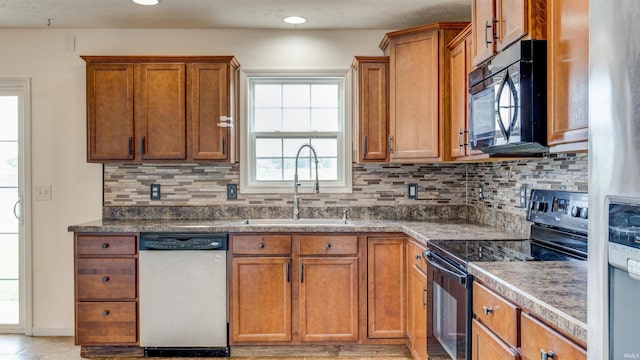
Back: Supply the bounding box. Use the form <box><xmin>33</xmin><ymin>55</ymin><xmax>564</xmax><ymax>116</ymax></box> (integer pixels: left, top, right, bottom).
<box><xmin>0</xmin><ymin>0</ymin><xmax>471</xmax><ymax>30</ymax></box>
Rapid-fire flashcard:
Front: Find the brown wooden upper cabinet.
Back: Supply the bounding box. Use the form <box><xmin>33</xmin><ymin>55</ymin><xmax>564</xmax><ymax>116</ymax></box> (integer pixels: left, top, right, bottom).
<box><xmin>380</xmin><ymin>22</ymin><xmax>468</xmax><ymax>163</ymax></box>
<box><xmin>547</xmin><ymin>0</ymin><xmax>589</xmax><ymax>152</ymax></box>
<box><xmin>471</xmin><ymin>0</ymin><xmax>546</xmax><ymax>67</ymax></box>
<box><xmin>83</xmin><ymin>56</ymin><xmax>239</xmax><ymax>163</ymax></box>
<box><xmin>352</xmin><ymin>57</ymin><xmax>389</xmax><ymax>162</ymax></box>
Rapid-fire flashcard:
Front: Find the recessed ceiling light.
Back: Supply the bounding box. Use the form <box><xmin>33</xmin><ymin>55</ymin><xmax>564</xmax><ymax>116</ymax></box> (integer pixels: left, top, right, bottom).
<box><xmin>133</xmin><ymin>0</ymin><xmax>160</xmax><ymax>5</ymax></box>
<box><xmin>284</xmin><ymin>16</ymin><xmax>307</xmax><ymax>25</ymax></box>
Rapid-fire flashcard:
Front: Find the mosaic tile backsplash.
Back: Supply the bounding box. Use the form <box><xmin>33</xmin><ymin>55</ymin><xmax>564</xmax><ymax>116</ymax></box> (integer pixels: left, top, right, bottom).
<box><xmin>103</xmin><ymin>152</ymin><xmax>588</xmax><ymax>230</ymax></box>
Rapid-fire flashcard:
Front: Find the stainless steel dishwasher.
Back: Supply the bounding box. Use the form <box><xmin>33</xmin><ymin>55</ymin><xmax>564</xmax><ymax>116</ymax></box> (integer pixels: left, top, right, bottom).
<box><xmin>139</xmin><ymin>233</ymin><xmax>229</xmax><ymax>357</ymax></box>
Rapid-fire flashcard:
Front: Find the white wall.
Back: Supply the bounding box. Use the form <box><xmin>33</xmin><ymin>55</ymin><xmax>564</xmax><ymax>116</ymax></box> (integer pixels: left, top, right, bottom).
<box><xmin>0</xmin><ymin>28</ymin><xmax>387</xmax><ymax>335</ymax></box>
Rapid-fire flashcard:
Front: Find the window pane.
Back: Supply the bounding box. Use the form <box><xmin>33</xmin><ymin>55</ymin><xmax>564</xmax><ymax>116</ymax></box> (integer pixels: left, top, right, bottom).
<box><xmin>283</xmin><ymin>85</ymin><xmax>310</xmax><ymax>108</ymax></box>
<box><xmin>0</xmin><ymin>142</ymin><xmax>18</xmax><ymax>187</ymax></box>
<box><xmin>311</xmin><ymin>108</ymin><xmax>339</xmax><ymax>131</ymax></box>
<box><xmin>255</xmin><ymin>138</ymin><xmax>282</xmax><ymax>158</ymax></box>
<box><xmin>254</xmin><ymin>108</ymin><xmax>282</xmax><ymax>132</ymax></box>
<box><xmin>318</xmin><ymin>158</ymin><xmax>338</xmax><ymax>180</ymax></box>
<box><xmin>311</xmin><ymin>138</ymin><xmax>338</xmax><ymax>157</ymax></box>
<box><xmin>256</xmin><ymin>158</ymin><xmax>283</xmax><ymax>180</ymax></box>
<box><xmin>284</xmin><ymin>158</ymin><xmax>314</xmax><ymax>181</ymax></box>
<box><xmin>283</xmin><ymin>109</ymin><xmax>310</xmax><ymax>131</ymax></box>
<box><xmin>254</xmin><ymin>84</ymin><xmax>282</xmax><ymax>107</ymax></box>
<box><xmin>283</xmin><ymin>139</ymin><xmax>310</xmax><ymax>157</ymax></box>
<box><xmin>311</xmin><ymin>84</ymin><xmax>338</xmax><ymax>108</ymax></box>
<box><xmin>0</xmin><ymin>188</ymin><xmax>18</xmax><ymax>233</ymax></box>
<box><xmin>0</xmin><ymin>96</ymin><xmax>18</xmax><ymax>141</ymax></box>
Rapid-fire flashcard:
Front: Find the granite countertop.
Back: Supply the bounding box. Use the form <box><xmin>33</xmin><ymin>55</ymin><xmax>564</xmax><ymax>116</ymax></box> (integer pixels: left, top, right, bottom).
<box><xmin>468</xmin><ymin>261</ymin><xmax>587</xmax><ymax>345</ymax></box>
<box><xmin>67</xmin><ymin>218</ymin><xmax>527</xmax><ymax>245</ymax></box>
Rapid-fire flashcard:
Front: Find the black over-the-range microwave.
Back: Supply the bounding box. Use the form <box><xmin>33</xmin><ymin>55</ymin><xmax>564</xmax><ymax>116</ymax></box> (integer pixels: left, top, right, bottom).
<box><xmin>468</xmin><ymin>40</ymin><xmax>547</xmax><ymax>155</ymax></box>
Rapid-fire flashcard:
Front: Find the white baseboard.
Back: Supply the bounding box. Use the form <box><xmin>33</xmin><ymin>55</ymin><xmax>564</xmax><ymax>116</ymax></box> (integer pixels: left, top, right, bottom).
<box><xmin>31</xmin><ymin>327</ymin><xmax>74</xmax><ymax>336</ymax></box>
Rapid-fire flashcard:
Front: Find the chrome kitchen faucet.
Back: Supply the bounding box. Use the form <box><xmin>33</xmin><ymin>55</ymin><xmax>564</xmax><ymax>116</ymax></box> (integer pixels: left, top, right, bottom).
<box><xmin>293</xmin><ymin>144</ymin><xmax>320</xmax><ymax>220</ymax></box>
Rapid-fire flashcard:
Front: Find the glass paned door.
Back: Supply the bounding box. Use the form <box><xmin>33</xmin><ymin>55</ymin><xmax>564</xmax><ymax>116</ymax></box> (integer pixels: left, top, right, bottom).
<box><xmin>0</xmin><ymin>80</ymin><xmax>28</xmax><ymax>333</ymax></box>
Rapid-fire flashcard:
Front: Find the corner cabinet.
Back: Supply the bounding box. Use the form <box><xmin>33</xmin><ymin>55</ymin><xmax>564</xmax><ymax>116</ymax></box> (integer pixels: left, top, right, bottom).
<box><xmin>380</xmin><ymin>22</ymin><xmax>468</xmax><ymax>162</ymax></box>
<box><xmin>546</xmin><ymin>0</ymin><xmax>589</xmax><ymax>152</ymax></box>
<box><xmin>82</xmin><ymin>56</ymin><xmax>239</xmax><ymax>163</ymax></box>
<box><xmin>352</xmin><ymin>57</ymin><xmax>389</xmax><ymax>162</ymax></box>
<box><xmin>471</xmin><ymin>0</ymin><xmax>546</xmax><ymax>66</ymax></box>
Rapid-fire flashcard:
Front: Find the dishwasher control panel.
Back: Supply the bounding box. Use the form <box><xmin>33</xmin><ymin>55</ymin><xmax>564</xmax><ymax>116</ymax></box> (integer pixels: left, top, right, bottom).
<box><xmin>140</xmin><ymin>233</ymin><xmax>228</xmax><ymax>250</ymax></box>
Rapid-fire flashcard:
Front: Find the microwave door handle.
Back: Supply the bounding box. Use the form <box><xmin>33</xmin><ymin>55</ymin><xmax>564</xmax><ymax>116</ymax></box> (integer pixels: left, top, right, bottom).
<box><xmin>423</xmin><ymin>251</ymin><xmax>466</xmax><ymax>283</ymax></box>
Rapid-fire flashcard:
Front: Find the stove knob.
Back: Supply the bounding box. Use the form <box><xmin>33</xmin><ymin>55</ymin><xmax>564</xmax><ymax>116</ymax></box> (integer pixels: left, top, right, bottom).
<box><xmin>579</xmin><ymin>207</ymin><xmax>588</xmax><ymax>219</ymax></box>
<box><xmin>571</xmin><ymin>206</ymin><xmax>580</xmax><ymax>217</ymax></box>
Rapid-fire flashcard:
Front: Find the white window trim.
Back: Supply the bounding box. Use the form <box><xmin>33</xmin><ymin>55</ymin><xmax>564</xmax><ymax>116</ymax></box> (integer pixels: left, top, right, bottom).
<box><xmin>239</xmin><ymin>69</ymin><xmax>352</xmax><ymax>194</ymax></box>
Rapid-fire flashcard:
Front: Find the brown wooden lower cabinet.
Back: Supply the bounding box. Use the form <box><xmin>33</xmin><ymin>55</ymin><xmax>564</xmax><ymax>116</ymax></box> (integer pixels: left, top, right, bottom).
<box><xmin>520</xmin><ymin>312</ymin><xmax>586</xmax><ymax>360</ymax></box>
<box><xmin>471</xmin><ymin>319</ymin><xmax>520</xmax><ymax>360</ymax></box>
<box><xmin>76</xmin><ymin>302</ymin><xmax>137</xmax><ymax>345</ymax></box>
<box><xmin>406</xmin><ymin>240</ymin><xmax>427</xmax><ymax>360</ymax></box>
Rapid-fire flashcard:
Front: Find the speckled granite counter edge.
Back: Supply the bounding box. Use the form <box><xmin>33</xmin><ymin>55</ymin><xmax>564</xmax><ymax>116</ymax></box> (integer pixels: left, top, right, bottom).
<box><xmin>468</xmin><ymin>262</ymin><xmax>587</xmax><ymax>344</ymax></box>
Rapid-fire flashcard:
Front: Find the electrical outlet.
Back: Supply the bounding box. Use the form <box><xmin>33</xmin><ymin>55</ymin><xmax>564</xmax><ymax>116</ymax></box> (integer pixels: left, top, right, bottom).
<box><xmin>478</xmin><ymin>184</ymin><xmax>484</xmax><ymax>201</ymax></box>
<box><xmin>407</xmin><ymin>183</ymin><xmax>418</xmax><ymax>199</ymax></box>
<box><xmin>227</xmin><ymin>184</ymin><xmax>238</xmax><ymax>200</ymax></box>
<box><xmin>519</xmin><ymin>185</ymin><xmax>527</xmax><ymax>208</ymax></box>
<box><xmin>150</xmin><ymin>184</ymin><xmax>161</xmax><ymax>200</ymax></box>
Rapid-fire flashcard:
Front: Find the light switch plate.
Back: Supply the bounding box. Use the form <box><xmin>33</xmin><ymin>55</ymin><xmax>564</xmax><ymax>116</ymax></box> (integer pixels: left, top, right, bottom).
<box><xmin>150</xmin><ymin>184</ymin><xmax>161</xmax><ymax>200</ymax></box>
<box><xmin>227</xmin><ymin>184</ymin><xmax>238</xmax><ymax>200</ymax></box>
<box><xmin>519</xmin><ymin>185</ymin><xmax>527</xmax><ymax>208</ymax></box>
<box><xmin>35</xmin><ymin>185</ymin><xmax>52</xmax><ymax>201</ymax></box>
<box><xmin>478</xmin><ymin>184</ymin><xmax>484</xmax><ymax>201</ymax></box>
<box><xmin>407</xmin><ymin>183</ymin><xmax>418</xmax><ymax>199</ymax></box>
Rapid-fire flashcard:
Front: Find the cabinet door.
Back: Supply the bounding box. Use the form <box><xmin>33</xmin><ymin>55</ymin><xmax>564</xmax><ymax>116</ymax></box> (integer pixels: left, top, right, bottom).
<box><xmin>409</xmin><ymin>265</ymin><xmax>427</xmax><ymax>360</ymax></box>
<box><xmin>367</xmin><ymin>237</ymin><xmax>405</xmax><ymax>339</ymax></box>
<box><xmin>188</xmin><ymin>63</ymin><xmax>232</xmax><ymax>161</ymax></box>
<box><xmin>472</xmin><ymin>0</ymin><xmax>496</xmax><ymax>66</ymax></box>
<box><xmin>547</xmin><ymin>0</ymin><xmax>589</xmax><ymax>149</ymax></box>
<box><xmin>76</xmin><ymin>302</ymin><xmax>137</xmax><ymax>345</ymax></box>
<box><xmin>355</xmin><ymin>58</ymin><xmax>389</xmax><ymax>162</ymax></box>
<box><xmin>231</xmin><ymin>257</ymin><xmax>292</xmax><ymax>343</ymax></box>
<box><xmin>86</xmin><ymin>63</ymin><xmax>134</xmax><ymax>161</ymax></box>
<box><xmin>496</xmin><ymin>0</ymin><xmax>528</xmax><ymax>51</ymax></box>
<box><xmin>299</xmin><ymin>257</ymin><xmax>359</xmax><ymax>342</ymax></box>
<box><xmin>449</xmin><ymin>38</ymin><xmax>468</xmax><ymax>159</ymax></box>
<box><xmin>389</xmin><ymin>30</ymin><xmax>440</xmax><ymax>161</ymax></box>
<box><xmin>471</xmin><ymin>319</ymin><xmax>520</xmax><ymax>360</ymax></box>
<box><xmin>135</xmin><ymin>63</ymin><xmax>186</xmax><ymax>160</ymax></box>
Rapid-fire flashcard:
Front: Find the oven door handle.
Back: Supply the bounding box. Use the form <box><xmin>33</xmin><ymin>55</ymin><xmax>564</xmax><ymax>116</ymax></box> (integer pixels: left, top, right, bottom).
<box><xmin>423</xmin><ymin>250</ymin><xmax>467</xmax><ymax>284</ymax></box>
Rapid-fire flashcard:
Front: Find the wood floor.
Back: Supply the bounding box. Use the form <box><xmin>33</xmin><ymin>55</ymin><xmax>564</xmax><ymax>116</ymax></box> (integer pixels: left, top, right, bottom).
<box><xmin>0</xmin><ymin>335</ymin><xmax>413</xmax><ymax>360</ymax></box>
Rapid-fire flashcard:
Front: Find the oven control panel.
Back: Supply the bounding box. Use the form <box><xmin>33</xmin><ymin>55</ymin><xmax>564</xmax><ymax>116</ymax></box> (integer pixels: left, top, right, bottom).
<box><xmin>527</xmin><ymin>189</ymin><xmax>588</xmax><ymax>234</ymax></box>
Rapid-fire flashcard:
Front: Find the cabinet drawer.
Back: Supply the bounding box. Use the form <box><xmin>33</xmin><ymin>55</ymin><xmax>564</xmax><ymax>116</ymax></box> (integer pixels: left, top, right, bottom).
<box><xmin>232</xmin><ymin>235</ymin><xmax>292</xmax><ymax>255</ymax></box>
<box><xmin>520</xmin><ymin>312</ymin><xmax>586</xmax><ymax>360</ymax></box>
<box><xmin>76</xmin><ymin>234</ymin><xmax>137</xmax><ymax>256</ymax></box>
<box><xmin>473</xmin><ymin>282</ymin><xmax>520</xmax><ymax>348</ymax></box>
<box><xmin>408</xmin><ymin>241</ymin><xmax>427</xmax><ymax>273</ymax></box>
<box><xmin>300</xmin><ymin>235</ymin><xmax>358</xmax><ymax>255</ymax></box>
<box><xmin>76</xmin><ymin>301</ymin><xmax>137</xmax><ymax>345</ymax></box>
<box><xmin>472</xmin><ymin>319</ymin><xmax>520</xmax><ymax>360</ymax></box>
<box><xmin>76</xmin><ymin>258</ymin><xmax>137</xmax><ymax>300</ymax></box>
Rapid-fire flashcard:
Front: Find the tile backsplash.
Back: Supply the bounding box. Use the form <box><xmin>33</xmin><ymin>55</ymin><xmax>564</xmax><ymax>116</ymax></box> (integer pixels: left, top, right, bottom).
<box><xmin>103</xmin><ymin>152</ymin><xmax>588</xmax><ymax>231</ymax></box>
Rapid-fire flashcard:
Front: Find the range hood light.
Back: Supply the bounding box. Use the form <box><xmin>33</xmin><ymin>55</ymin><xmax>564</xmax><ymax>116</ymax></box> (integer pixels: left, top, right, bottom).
<box><xmin>284</xmin><ymin>16</ymin><xmax>307</xmax><ymax>25</ymax></box>
<box><xmin>133</xmin><ymin>0</ymin><xmax>160</xmax><ymax>5</ymax></box>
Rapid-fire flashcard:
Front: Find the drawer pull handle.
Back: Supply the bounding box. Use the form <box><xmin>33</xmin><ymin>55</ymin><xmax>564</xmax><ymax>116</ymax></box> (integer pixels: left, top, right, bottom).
<box><xmin>541</xmin><ymin>350</ymin><xmax>555</xmax><ymax>360</ymax></box>
<box><xmin>415</xmin><ymin>254</ymin><xmax>421</xmax><ymax>260</ymax></box>
<box><xmin>482</xmin><ymin>306</ymin><xmax>494</xmax><ymax>315</ymax></box>
<box><xmin>258</xmin><ymin>242</ymin><xmax>265</xmax><ymax>249</ymax></box>
<box><xmin>101</xmin><ymin>243</ymin><xmax>110</xmax><ymax>249</ymax></box>
<box><xmin>102</xmin><ymin>310</ymin><xmax>110</xmax><ymax>316</ymax></box>
<box><xmin>325</xmin><ymin>243</ymin><xmax>332</xmax><ymax>249</ymax></box>
<box><xmin>102</xmin><ymin>276</ymin><xmax>110</xmax><ymax>283</ymax></box>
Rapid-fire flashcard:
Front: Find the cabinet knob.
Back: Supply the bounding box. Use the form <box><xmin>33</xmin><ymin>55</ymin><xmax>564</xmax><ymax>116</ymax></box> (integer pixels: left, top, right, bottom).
<box><xmin>541</xmin><ymin>350</ymin><xmax>555</xmax><ymax>360</ymax></box>
<box><xmin>415</xmin><ymin>254</ymin><xmax>421</xmax><ymax>260</ymax></box>
<box><xmin>325</xmin><ymin>243</ymin><xmax>332</xmax><ymax>250</ymax></box>
<box><xmin>102</xmin><ymin>276</ymin><xmax>110</xmax><ymax>283</ymax></box>
<box><xmin>101</xmin><ymin>242</ymin><xmax>110</xmax><ymax>249</ymax></box>
<box><xmin>482</xmin><ymin>306</ymin><xmax>494</xmax><ymax>315</ymax></box>
<box><xmin>258</xmin><ymin>242</ymin><xmax>265</xmax><ymax>249</ymax></box>
<box><xmin>102</xmin><ymin>310</ymin><xmax>110</xmax><ymax>316</ymax></box>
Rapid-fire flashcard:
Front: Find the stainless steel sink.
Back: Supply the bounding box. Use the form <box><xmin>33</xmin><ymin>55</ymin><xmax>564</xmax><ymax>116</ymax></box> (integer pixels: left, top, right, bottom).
<box><xmin>240</xmin><ymin>218</ymin><xmax>352</xmax><ymax>225</ymax></box>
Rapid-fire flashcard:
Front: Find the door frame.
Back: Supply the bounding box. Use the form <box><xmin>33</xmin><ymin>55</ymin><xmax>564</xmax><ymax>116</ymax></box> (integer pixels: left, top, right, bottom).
<box><xmin>0</xmin><ymin>78</ymin><xmax>32</xmax><ymax>335</ymax></box>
